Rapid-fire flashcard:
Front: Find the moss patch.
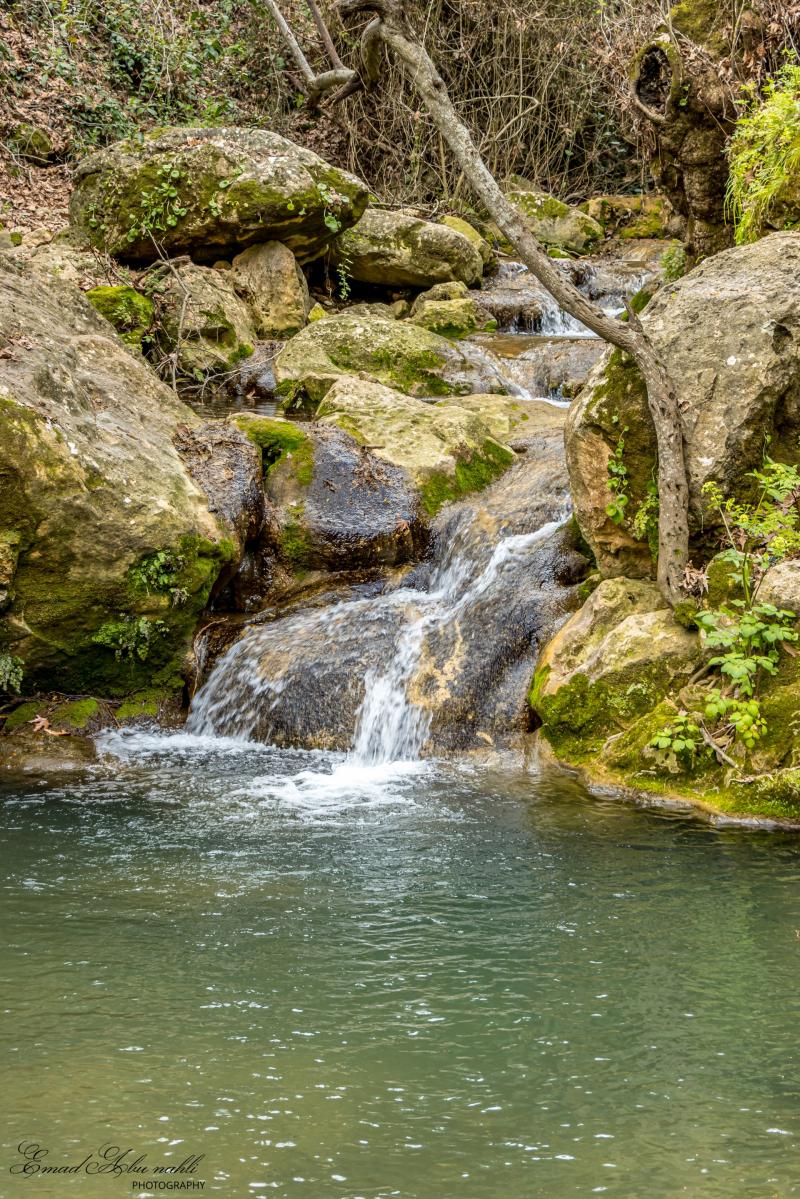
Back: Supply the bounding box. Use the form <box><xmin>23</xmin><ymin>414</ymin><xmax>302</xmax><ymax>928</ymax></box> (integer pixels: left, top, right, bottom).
<box><xmin>86</xmin><ymin>285</ymin><xmax>154</xmax><ymax>350</ymax></box>
<box><xmin>231</xmin><ymin>415</ymin><xmax>314</xmax><ymax>485</ymax></box>
<box><xmin>420</xmin><ymin>439</ymin><xmax>515</xmax><ymax>516</ymax></box>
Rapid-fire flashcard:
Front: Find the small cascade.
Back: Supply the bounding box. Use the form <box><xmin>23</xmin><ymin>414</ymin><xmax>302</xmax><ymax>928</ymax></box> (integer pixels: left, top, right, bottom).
<box><xmin>188</xmin><ymin>450</ymin><xmax>575</xmax><ymax>760</ymax></box>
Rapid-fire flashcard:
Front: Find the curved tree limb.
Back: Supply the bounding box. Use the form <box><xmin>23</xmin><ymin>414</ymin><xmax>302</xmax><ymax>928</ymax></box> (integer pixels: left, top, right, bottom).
<box><xmin>337</xmin><ymin>0</ymin><xmax>689</xmax><ymax>603</ymax></box>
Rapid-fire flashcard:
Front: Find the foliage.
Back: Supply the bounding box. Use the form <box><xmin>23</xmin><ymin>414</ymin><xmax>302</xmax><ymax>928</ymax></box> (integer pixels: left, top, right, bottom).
<box><xmin>605</xmin><ymin>423</ymin><xmax>630</xmax><ymax>525</ymax></box>
<box><xmin>701</xmin><ymin>457</ymin><xmax>800</xmax><ymax>606</ymax></box>
<box><xmin>660</xmin><ymin>244</ymin><xmax>687</xmax><ymax>282</ymax></box>
<box><xmin>631</xmin><ymin>476</ymin><xmax>659</xmax><ymax>557</ymax></box>
<box><xmin>0</xmin><ymin>653</ymin><xmax>24</xmax><ymax>694</ymax></box>
<box><xmin>727</xmin><ymin>61</ymin><xmax>800</xmax><ymax>244</ymax></box>
<box><xmin>92</xmin><ymin>615</ymin><xmax>168</xmax><ymax>661</ymax></box>
<box><xmin>649</xmin><ymin>711</ymin><xmax>705</xmax><ymax>769</ymax></box>
<box><xmin>647</xmin><ymin>458</ymin><xmax>800</xmax><ymax>772</ymax></box>
<box><xmin>128</xmin><ymin>549</ymin><xmax>188</xmax><ymax>605</ymax></box>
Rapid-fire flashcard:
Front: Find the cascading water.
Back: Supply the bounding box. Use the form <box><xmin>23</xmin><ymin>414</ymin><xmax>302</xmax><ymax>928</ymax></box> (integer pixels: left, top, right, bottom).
<box><xmin>187</xmin><ymin>462</ymin><xmax>572</xmax><ymax>764</ymax></box>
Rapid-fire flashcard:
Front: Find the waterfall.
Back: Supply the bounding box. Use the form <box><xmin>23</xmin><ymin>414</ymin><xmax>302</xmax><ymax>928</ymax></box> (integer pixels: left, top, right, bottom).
<box><xmin>187</xmin><ymin>492</ymin><xmax>570</xmax><ymax>763</ymax></box>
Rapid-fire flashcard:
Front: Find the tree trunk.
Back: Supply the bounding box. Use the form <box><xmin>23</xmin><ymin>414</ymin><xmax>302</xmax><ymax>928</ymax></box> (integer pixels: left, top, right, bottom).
<box><xmin>339</xmin><ymin>0</ymin><xmax>690</xmax><ymax>603</ymax></box>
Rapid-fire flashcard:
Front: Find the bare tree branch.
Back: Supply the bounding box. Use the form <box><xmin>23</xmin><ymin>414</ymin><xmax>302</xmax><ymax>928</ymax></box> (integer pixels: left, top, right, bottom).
<box><xmin>307</xmin><ymin>0</ymin><xmax>346</xmax><ymax>69</ymax></box>
<box><xmin>337</xmin><ymin>0</ymin><xmax>689</xmax><ymax>603</ymax></box>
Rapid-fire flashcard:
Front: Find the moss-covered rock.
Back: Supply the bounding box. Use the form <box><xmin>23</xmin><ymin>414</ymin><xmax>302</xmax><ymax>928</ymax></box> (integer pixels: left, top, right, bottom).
<box><xmin>146</xmin><ymin>260</ymin><xmax>256</xmax><ymax>379</ymax></box>
<box><xmin>439</xmin><ymin>215</ymin><xmax>495</xmax><ymax>266</ymax></box>
<box><xmin>317</xmin><ymin>376</ymin><xmax>515</xmax><ymax>515</ymax></box>
<box><xmin>501</xmin><ymin>181</ymin><xmax>603</xmax><ymax>254</ymax></box>
<box><xmin>331</xmin><ymin>207</ymin><xmax>484</xmax><ymax>287</ymax></box>
<box><xmin>530</xmin><ymin>577</ymin><xmax>701</xmax><ymax>757</ymax></box>
<box><xmin>435</xmin><ymin>394</ymin><xmax>562</xmax><ymax>444</ymax></box>
<box><xmin>565</xmin><ymin>232</ymin><xmax>800</xmax><ymax>577</ymax></box>
<box><xmin>580</xmin><ymin>194</ymin><xmax>668</xmax><ymax>240</ymax></box>
<box><xmin>274</xmin><ymin>313</ymin><xmax>507</xmax><ymax>409</ymax></box>
<box><xmin>7</xmin><ymin>123</ymin><xmax>53</xmax><ymax>164</ymax></box>
<box><xmin>0</xmin><ymin>252</ymin><xmax>239</xmax><ymax>696</ymax></box>
<box><xmin>86</xmin><ymin>285</ymin><xmax>154</xmax><ymax>350</ymax></box>
<box><xmin>230</xmin><ymin>240</ymin><xmax>310</xmax><ymax>338</ymax></box>
<box><xmin>69</xmin><ymin>125</ymin><xmax>369</xmax><ymax>264</ymax></box>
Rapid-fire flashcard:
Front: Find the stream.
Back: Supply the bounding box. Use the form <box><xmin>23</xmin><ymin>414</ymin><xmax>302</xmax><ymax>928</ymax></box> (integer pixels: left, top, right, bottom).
<box><xmin>4</xmin><ymin>249</ymin><xmax>800</xmax><ymax>1197</ymax></box>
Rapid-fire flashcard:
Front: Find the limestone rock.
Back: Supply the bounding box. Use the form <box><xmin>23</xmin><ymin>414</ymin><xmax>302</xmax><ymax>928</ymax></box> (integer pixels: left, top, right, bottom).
<box><xmin>580</xmin><ymin>194</ymin><xmax>668</xmax><ymax>240</ymax></box>
<box><xmin>69</xmin><ymin>126</ymin><xmax>368</xmax><ymax>263</ymax></box>
<box><xmin>566</xmin><ymin>232</ymin><xmax>800</xmax><ymax>577</ymax></box>
<box><xmin>757</xmin><ymin>562</ymin><xmax>800</xmax><ymax>616</ymax></box>
<box><xmin>273</xmin><ymin>313</ymin><xmax>507</xmax><ymax>408</ymax></box>
<box><xmin>332</xmin><ymin>208</ymin><xmax>484</xmax><ymax>287</ymax></box>
<box><xmin>316</xmin><ymin>376</ymin><xmax>515</xmax><ymax>515</ymax></box>
<box><xmin>230</xmin><ymin>241</ymin><xmax>310</xmax><ymax>338</ymax></box>
<box><xmin>435</xmin><ymin>394</ymin><xmax>565</xmax><ymax>445</ymax></box>
<box><xmin>233</xmin><ymin>415</ymin><xmax>425</xmax><ymax>573</ymax></box>
<box><xmin>530</xmin><ymin>577</ymin><xmax>701</xmax><ymax>751</ymax></box>
<box><xmin>148</xmin><ymin>260</ymin><xmax>256</xmax><ymax>379</ymax></box>
<box><xmin>501</xmin><ymin>181</ymin><xmax>603</xmax><ymax>254</ymax></box>
<box><xmin>439</xmin><ymin>215</ymin><xmax>495</xmax><ymax>265</ymax></box>
<box><xmin>0</xmin><ymin>252</ymin><xmax>240</xmax><ymax>695</ymax></box>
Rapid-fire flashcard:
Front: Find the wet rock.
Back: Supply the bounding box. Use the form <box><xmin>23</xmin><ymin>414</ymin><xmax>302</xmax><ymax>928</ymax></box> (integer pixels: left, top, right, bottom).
<box><xmin>254</xmin><ymin>419</ymin><xmax>425</xmax><ymax>573</ymax></box>
<box><xmin>316</xmin><ymin>376</ymin><xmax>516</xmax><ymax>515</ymax></box>
<box><xmin>274</xmin><ymin>313</ymin><xmax>507</xmax><ymax>407</ymax></box>
<box><xmin>0</xmin><ymin>725</ymin><xmax>98</xmax><ymax>775</ymax></box>
<box><xmin>147</xmin><ymin>260</ymin><xmax>256</xmax><ymax>379</ymax></box>
<box><xmin>485</xmin><ymin>335</ymin><xmax>605</xmax><ymax>399</ymax></box>
<box><xmin>230</xmin><ymin>241</ymin><xmax>310</xmax><ymax>338</ymax></box>
<box><xmin>566</xmin><ymin>232</ymin><xmax>800</xmax><ymax>577</ymax></box>
<box><xmin>0</xmin><ymin>252</ymin><xmax>238</xmax><ymax>695</ymax></box>
<box><xmin>69</xmin><ymin>126</ymin><xmax>368</xmax><ymax>263</ymax></box>
<box><xmin>332</xmin><ymin>207</ymin><xmax>484</xmax><ymax>287</ymax></box>
<box><xmin>174</xmin><ymin>421</ymin><xmax>265</xmax><ymax>556</ymax></box>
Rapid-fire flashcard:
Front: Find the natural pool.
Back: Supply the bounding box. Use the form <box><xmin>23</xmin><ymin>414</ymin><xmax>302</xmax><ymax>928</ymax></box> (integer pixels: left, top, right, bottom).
<box><xmin>2</xmin><ymin>731</ymin><xmax>799</xmax><ymax>1197</ymax></box>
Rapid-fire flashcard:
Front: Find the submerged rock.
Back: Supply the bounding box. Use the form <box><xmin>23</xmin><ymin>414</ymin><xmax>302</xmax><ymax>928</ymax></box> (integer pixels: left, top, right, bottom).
<box><xmin>273</xmin><ymin>313</ymin><xmax>507</xmax><ymax>407</ymax></box>
<box><xmin>0</xmin><ymin>252</ymin><xmax>240</xmax><ymax>696</ymax></box>
<box><xmin>566</xmin><ymin>232</ymin><xmax>800</xmax><ymax>577</ymax></box>
<box><xmin>317</xmin><ymin>376</ymin><xmax>516</xmax><ymax>515</ymax></box>
<box><xmin>69</xmin><ymin>126</ymin><xmax>368</xmax><ymax>263</ymax></box>
<box><xmin>332</xmin><ymin>208</ymin><xmax>484</xmax><ymax>287</ymax></box>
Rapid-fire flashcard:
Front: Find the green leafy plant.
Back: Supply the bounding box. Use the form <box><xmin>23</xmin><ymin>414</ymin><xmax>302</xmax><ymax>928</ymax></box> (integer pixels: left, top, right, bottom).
<box><xmin>631</xmin><ymin>476</ymin><xmax>659</xmax><ymax>557</ymax></box>
<box><xmin>92</xmin><ymin>616</ymin><xmax>168</xmax><ymax>662</ymax></box>
<box><xmin>650</xmin><ymin>712</ymin><xmax>707</xmax><ymax>769</ymax></box>
<box><xmin>0</xmin><ymin>653</ymin><xmax>24</xmax><ymax>694</ymax></box>
<box><xmin>660</xmin><ymin>243</ymin><xmax>687</xmax><ymax>282</ymax></box>
<box><xmin>129</xmin><ymin>550</ymin><xmax>187</xmax><ymax>605</ymax></box>
<box><xmin>695</xmin><ymin>600</ymin><xmax>798</xmax><ymax>696</ymax></box>
<box><xmin>605</xmin><ymin>423</ymin><xmax>629</xmax><ymax>525</ymax></box>
<box><xmin>125</xmin><ymin>162</ymin><xmax>188</xmax><ymax>243</ymax></box>
<box><xmin>727</xmin><ymin>61</ymin><xmax>800</xmax><ymax>244</ymax></box>
<box><xmin>703</xmin><ymin>689</ymin><xmax>766</xmax><ymax>752</ymax></box>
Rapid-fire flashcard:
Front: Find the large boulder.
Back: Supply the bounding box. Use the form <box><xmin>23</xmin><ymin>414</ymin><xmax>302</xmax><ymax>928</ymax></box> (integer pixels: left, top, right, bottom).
<box><xmin>501</xmin><ymin>180</ymin><xmax>603</xmax><ymax>254</ymax></box>
<box><xmin>580</xmin><ymin>194</ymin><xmax>669</xmax><ymax>240</ymax></box>
<box><xmin>147</xmin><ymin>260</ymin><xmax>256</xmax><ymax>379</ymax></box>
<box><xmin>69</xmin><ymin>126</ymin><xmax>369</xmax><ymax>264</ymax></box>
<box><xmin>230</xmin><ymin>241</ymin><xmax>310</xmax><ymax>338</ymax></box>
<box><xmin>273</xmin><ymin>313</ymin><xmax>507</xmax><ymax>408</ymax></box>
<box><xmin>332</xmin><ymin>208</ymin><xmax>484</xmax><ymax>287</ymax></box>
<box><xmin>566</xmin><ymin>232</ymin><xmax>800</xmax><ymax>577</ymax></box>
<box><xmin>316</xmin><ymin>376</ymin><xmax>516</xmax><ymax>514</ymax></box>
<box><xmin>0</xmin><ymin>252</ymin><xmax>247</xmax><ymax>697</ymax></box>
<box><xmin>530</xmin><ymin>577</ymin><xmax>701</xmax><ymax>757</ymax></box>
<box><xmin>232</xmin><ymin>415</ymin><xmax>425</xmax><ymax>574</ymax></box>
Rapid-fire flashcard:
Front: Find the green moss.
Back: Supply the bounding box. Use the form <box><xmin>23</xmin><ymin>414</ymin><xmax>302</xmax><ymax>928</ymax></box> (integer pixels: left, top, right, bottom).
<box><xmin>419</xmin><ymin>439</ymin><xmax>515</xmax><ymax>515</ymax></box>
<box><xmin>669</xmin><ymin>0</ymin><xmax>730</xmax><ymax>55</ymax></box>
<box><xmin>116</xmin><ymin>689</ymin><xmax>165</xmax><ymax>720</ymax></box>
<box><xmin>50</xmin><ymin>697</ymin><xmax>100</xmax><ymax>729</ymax></box>
<box><xmin>3</xmin><ymin>700</ymin><xmax>39</xmax><ymax>732</ymax></box>
<box><xmin>86</xmin><ymin>286</ymin><xmax>154</xmax><ymax>350</ymax></box>
<box><xmin>280</xmin><ymin>506</ymin><xmax>313</xmax><ymax>571</ymax></box>
<box><xmin>231</xmin><ymin>416</ymin><xmax>314</xmax><ymax>486</ymax></box>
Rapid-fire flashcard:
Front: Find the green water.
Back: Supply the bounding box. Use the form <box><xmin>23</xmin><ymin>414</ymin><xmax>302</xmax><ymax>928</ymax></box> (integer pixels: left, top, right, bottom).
<box><xmin>2</xmin><ymin>730</ymin><xmax>800</xmax><ymax>1197</ymax></box>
